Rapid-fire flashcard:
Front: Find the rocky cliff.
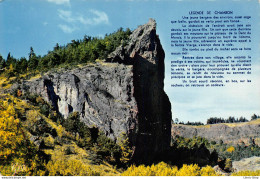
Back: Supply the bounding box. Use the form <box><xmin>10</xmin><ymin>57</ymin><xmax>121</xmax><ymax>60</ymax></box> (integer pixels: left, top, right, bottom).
<box><xmin>15</xmin><ymin>19</ymin><xmax>172</xmax><ymax>163</ymax></box>
<box><xmin>172</xmin><ymin>119</ymin><xmax>260</xmax><ymax>146</ymax></box>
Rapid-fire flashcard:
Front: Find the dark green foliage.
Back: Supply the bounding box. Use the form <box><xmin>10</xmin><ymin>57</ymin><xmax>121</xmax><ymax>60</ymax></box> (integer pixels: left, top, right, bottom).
<box><xmin>0</xmin><ymin>54</ymin><xmax>6</xmax><ymax>71</ymax></box>
<box><xmin>16</xmin><ymin>57</ymin><xmax>28</xmax><ymax>73</ymax></box>
<box><xmin>171</xmin><ymin>136</ymin><xmax>210</xmax><ymax>149</ymax></box>
<box><xmin>25</xmin><ymin>94</ymin><xmax>39</xmax><ymax>104</ymax></box>
<box><xmin>251</xmin><ymin>114</ymin><xmax>260</xmax><ymax>120</ymax></box>
<box><xmin>61</xmin><ymin>112</ymin><xmax>93</xmax><ymax>149</ymax></box>
<box><xmin>168</xmin><ymin>135</ymin><xmax>260</xmax><ymax>173</ymax></box>
<box><xmin>207</xmin><ymin>116</ymin><xmax>249</xmax><ymax>124</ymax></box>
<box><xmin>39</xmin><ymin>103</ymin><xmax>50</xmax><ymax>116</ymax></box>
<box><xmin>90</xmin><ymin>132</ymin><xmax>121</xmax><ymax>165</ymax></box>
<box><xmin>62</xmin><ymin>112</ymin><xmax>91</xmax><ymax>138</ymax></box>
<box><xmin>60</xmin><ymin>112</ymin><xmax>126</xmax><ymax>166</ymax></box>
<box><xmin>223</xmin><ymin>144</ymin><xmax>260</xmax><ymax>161</ymax></box>
<box><xmin>166</xmin><ymin>136</ymin><xmax>217</xmax><ymax>167</ymax></box>
<box><xmin>179</xmin><ymin>121</ymin><xmax>204</xmax><ymax>126</ymax></box>
<box><xmin>38</xmin><ymin>28</ymin><xmax>131</xmax><ymax>71</ymax></box>
<box><xmin>0</xmin><ymin>28</ymin><xmax>132</xmax><ymax>76</ymax></box>
<box><xmin>171</xmin><ymin>135</ymin><xmax>260</xmax><ymax>165</ymax></box>
<box><xmin>6</xmin><ymin>52</ymin><xmax>17</xmax><ymax>67</ymax></box>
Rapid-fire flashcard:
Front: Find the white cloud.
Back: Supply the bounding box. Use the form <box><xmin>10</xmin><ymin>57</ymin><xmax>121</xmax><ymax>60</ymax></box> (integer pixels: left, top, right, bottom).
<box><xmin>57</xmin><ymin>9</ymin><xmax>74</xmax><ymax>22</ymax></box>
<box><xmin>57</xmin><ymin>9</ymin><xmax>109</xmax><ymax>33</ymax></box>
<box><xmin>57</xmin><ymin>9</ymin><xmax>109</xmax><ymax>25</ymax></box>
<box><xmin>46</xmin><ymin>0</ymin><xmax>70</xmax><ymax>5</ymax></box>
<box><xmin>58</xmin><ymin>24</ymin><xmax>76</xmax><ymax>33</ymax></box>
<box><xmin>89</xmin><ymin>9</ymin><xmax>109</xmax><ymax>25</ymax></box>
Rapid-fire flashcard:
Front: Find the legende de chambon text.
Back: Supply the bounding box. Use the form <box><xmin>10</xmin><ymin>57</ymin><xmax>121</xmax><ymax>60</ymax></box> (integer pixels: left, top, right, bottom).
<box><xmin>170</xmin><ymin>10</ymin><xmax>252</xmax><ymax>87</ymax></box>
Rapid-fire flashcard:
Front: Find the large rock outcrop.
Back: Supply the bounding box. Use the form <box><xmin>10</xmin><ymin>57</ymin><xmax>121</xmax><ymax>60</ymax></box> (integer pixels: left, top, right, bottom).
<box><xmin>16</xmin><ymin>19</ymin><xmax>172</xmax><ymax>163</ymax></box>
<box><xmin>172</xmin><ymin>120</ymin><xmax>260</xmax><ymax>146</ymax></box>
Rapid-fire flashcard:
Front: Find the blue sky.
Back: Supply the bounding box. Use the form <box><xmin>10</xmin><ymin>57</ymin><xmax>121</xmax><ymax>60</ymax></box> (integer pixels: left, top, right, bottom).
<box><xmin>0</xmin><ymin>0</ymin><xmax>259</xmax><ymax>123</ymax></box>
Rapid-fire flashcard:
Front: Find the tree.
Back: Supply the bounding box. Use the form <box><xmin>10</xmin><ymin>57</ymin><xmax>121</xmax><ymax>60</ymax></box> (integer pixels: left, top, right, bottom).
<box><xmin>54</xmin><ymin>43</ymin><xmax>60</xmax><ymax>51</ymax></box>
<box><xmin>251</xmin><ymin>114</ymin><xmax>259</xmax><ymax>121</ymax></box>
<box><xmin>118</xmin><ymin>133</ymin><xmax>132</xmax><ymax>165</ymax></box>
<box><xmin>28</xmin><ymin>47</ymin><xmax>38</xmax><ymax>72</ymax></box>
<box><xmin>6</xmin><ymin>52</ymin><xmax>17</xmax><ymax>69</ymax></box>
<box><xmin>227</xmin><ymin>116</ymin><xmax>235</xmax><ymax>123</ymax></box>
<box><xmin>0</xmin><ymin>54</ymin><xmax>6</xmax><ymax>70</ymax></box>
<box><xmin>19</xmin><ymin>57</ymin><xmax>28</xmax><ymax>73</ymax></box>
<box><xmin>175</xmin><ymin>118</ymin><xmax>179</xmax><ymax>124</ymax></box>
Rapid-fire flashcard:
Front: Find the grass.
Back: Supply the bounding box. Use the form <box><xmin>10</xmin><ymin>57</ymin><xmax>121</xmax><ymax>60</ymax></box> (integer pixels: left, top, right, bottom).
<box><xmin>96</xmin><ymin>59</ymin><xmax>119</xmax><ymax>67</ymax></box>
<box><xmin>173</xmin><ymin>123</ymin><xmax>211</xmax><ymax>128</ymax></box>
<box><xmin>27</xmin><ymin>73</ymin><xmax>41</xmax><ymax>81</ymax></box>
<box><xmin>223</xmin><ymin>118</ymin><xmax>260</xmax><ymax>127</ymax></box>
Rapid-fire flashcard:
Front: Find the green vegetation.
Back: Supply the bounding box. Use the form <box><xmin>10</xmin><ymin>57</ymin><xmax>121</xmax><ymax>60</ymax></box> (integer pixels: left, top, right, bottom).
<box><xmin>171</xmin><ymin>135</ymin><xmax>260</xmax><ymax>172</ymax></box>
<box><xmin>251</xmin><ymin>114</ymin><xmax>260</xmax><ymax>121</ymax></box>
<box><xmin>176</xmin><ymin>115</ymin><xmax>259</xmax><ymax>126</ymax></box>
<box><xmin>0</xmin><ymin>94</ymin><xmax>131</xmax><ymax>176</ymax></box>
<box><xmin>0</xmin><ymin>93</ymin><xmax>259</xmax><ymax>176</ymax></box>
<box><xmin>0</xmin><ymin>26</ymin><xmax>259</xmax><ymax>176</ymax></box>
<box><xmin>178</xmin><ymin>121</ymin><xmax>204</xmax><ymax>126</ymax></box>
<box><xmin>0</xmin><ymin>27</ymin><xmax>131</xmax><ymax>79</ymax></box>
<box><xmin>206</xmin><ymin>115</ymin><xmax>260</xmax><ymax>124</ymax></box>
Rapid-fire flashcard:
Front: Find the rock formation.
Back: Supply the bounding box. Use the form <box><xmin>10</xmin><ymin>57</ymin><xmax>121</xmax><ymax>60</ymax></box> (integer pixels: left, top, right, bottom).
<box><xmin>232</xmin><ymin>156</ymin><xmax>260</xmax><ymax>172</ymax></box>
<box><xmin>172</xmin><ymin>120</ymin><xmax>260</xmax><ymax>146</ymax></box>
<box><xmin>15</xmin><ymin>19</ymin><xmax>172</xmax><ymax>163</ymax></box>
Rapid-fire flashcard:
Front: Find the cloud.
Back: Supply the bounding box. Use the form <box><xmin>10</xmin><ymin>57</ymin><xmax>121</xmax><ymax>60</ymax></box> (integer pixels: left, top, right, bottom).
<box><xmin>46</xmin><ymin>0</ymin><xmax>70</xmax><ymax>5</ymax></box>
<box><xmin>57</xmin><ymin>9</ymin><xmax>109</xmax><ymax>33</ymax></box>
<box><xmin>89</xmin><ymin>9</ymin><xmax>109</xmax><ymax>25</ymax></box>
<box><xmin>58</xmin><ymin>24</ymin><xmax>76</xmax><ymax>33</ymax></box>
<box><xmin>58</xmin><ymin>9</ymin><xmax>109</xmax><ymax>25</ymax></box>
<box><xmin>58</xmin><ymin>9</ymin><xmax>74</xmax><ymax>22</ymax></box>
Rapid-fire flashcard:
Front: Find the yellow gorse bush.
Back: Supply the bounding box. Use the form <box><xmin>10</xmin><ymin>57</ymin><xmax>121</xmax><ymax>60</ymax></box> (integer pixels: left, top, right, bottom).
<box><xmin>0</xmin><ymin>95</ymin><xmax>45</xmax><ymax>176</ymax></box>
<box><xmin>46</xmin><ymin>158</ymin><xmax>100</xmax><ymax>176</ymax></box>
<box><xmin>121</xmin><ymin>162</ymin><xmax>220</xmax><ymax>176</ymax></box>
<box><xmin>176</xmin><ymin>164</ymin><xmax>201</xmax><ymax>176</ymax></box>
<box><xmin>200</xmin><ymin>165</ymin><xmax>219</xmax><ymax>176</ymax></box>
<box><xmin>0</xmin><ymin>98</ymin><xmax>23</xmax><ymax>159</ymax></box>
<box><xmin>226</xmin><ymin>146</ymin><xmax>235</xmax><ymax>153</ymax></box>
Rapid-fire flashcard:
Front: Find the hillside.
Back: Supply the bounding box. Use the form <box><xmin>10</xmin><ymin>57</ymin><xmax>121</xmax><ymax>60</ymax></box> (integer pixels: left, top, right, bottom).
<box><xmin>172</xmin><ymin>119</ymin><xmax>260</xmax><ymax>146</ymax></box>
<box><xmin>0</xmin><ymin>19</ymin><xmax>260</xmax><ymax>176</ymax></box>
<box><xmin>0</xmin><ymin>19</ymin><xmax>172</xmax><ymax>175</ymax></box>
<box><xmin>6</xmin><ymin>19</ymin><xmax>171</xmax><ymax>164</ymax></box>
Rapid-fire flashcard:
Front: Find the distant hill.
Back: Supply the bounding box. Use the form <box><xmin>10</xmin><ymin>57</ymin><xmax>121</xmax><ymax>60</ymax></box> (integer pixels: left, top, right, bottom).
<box><xmin>172</xmin><ymin>119</ymin><xmax>260</xmax><ymax>146</ymax></box>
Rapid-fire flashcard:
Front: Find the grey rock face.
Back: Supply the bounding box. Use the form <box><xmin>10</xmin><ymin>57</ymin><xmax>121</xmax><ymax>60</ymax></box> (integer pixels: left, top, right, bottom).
<box><xmin>232</xmin><ymin>156</ymin><xmax>260</xmax><ymax>172</ymax></box>
<box><xmin>17</xmin><ymin>19</ymin><xmax>172</xmax><ymax>163</ymax></box>
<box><xmin>172</xmin><ymin>122</ymin><xmax>260</xmax><ymax>146</ymax></box>
<box><xmin>23</xmin><ymin>64</ymin><xmax>135</xmax><ymax>140</ymax></box>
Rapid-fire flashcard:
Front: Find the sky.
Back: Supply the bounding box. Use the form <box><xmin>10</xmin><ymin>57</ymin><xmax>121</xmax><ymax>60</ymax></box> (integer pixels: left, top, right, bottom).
<box><xmin>0</xmin><ymin>0</ymin><xmax>259</xmax><ymax>123</ymax></box>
